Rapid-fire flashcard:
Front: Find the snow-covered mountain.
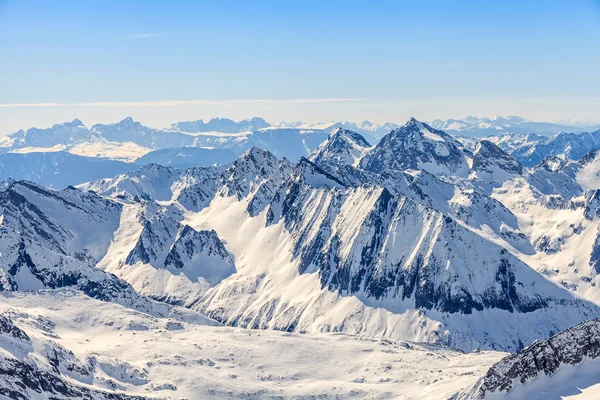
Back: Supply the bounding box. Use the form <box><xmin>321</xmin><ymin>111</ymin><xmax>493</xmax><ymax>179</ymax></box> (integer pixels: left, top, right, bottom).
<box><xmin>309</xmin><ymin>127</ymin><xmax>371</xmax><ymax>173</ymax></box>
<box><xmin>484</xmin><ymin>129</ymin><xmax>600</xmax><ymax>167</ymax></box>
<box><xmin>76</xmin><ymin>133</ymin><xmax>600</xmax><ymax>352</ymax></box>
<box><xmin>4</xmin><ymin>115</ymin><xmax>600</xmax><ymax>189</ymax></box>
<box><xmin>0</xmin><ymin>180</ymin><xmax>219</xmax><ymax>329</ymax></box>
<box><xmin>360</xmin><ymin>118</ymin><xmax>469</xmax><ymax>177</ymax></box>
<box><xmin>470</xmin><ymin>140</ymin><xmax>523</xmax><ymax>182</ymax></box>
<box><xmin>0</xmin><ymin>118</ymin><xmax>93</xmax><ymax>149</ymax></box>
<box><xmin>430</xmin><ymin>116</ymin><xmax>599</xmax><ymax>138</ymax></box>
<box><xmin>0</xmin><ymin>118</ymin><xmax>327</xmax><ymax>187</ymax></box>
<box><xmin>134</xmin><ymin>146</ymin><xmax>236</xmax><ymax>169</ymax></box>
<box><xmin>169</xmin><ymin>117</ymin><xmax>270</xmax><ymax>133</ymax></box>
<box><xmin>275</xmin><ymin>120</ymin><xmax>400</xmax><ymax>143</ymax></box>
<box><xmin>7</xmin><ymin>116</ymin><xmax>600</xmax><ymax>397</ymax></box>
<box><xmin>456</xmin><ymin>318</ymin><xmax>600</xmax><ymax>399</ymax></box>
<box><xmin>0</xmin><ymin>151</ymin><xmax>137</xmax><ymax>188</ymax></box>
<box><xmin>91</xmin><ymin>117</ymin><xmax>196</xmax><ymax>149</ymax></box>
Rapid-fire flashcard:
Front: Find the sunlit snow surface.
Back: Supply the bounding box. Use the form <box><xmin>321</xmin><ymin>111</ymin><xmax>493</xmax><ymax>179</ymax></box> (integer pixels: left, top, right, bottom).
<box><xmin>0</xmin><ymin>290</ymin><xmax>504</xmax><ymax>399</ymax></box>
<box><xmin>6</xmin><ymin>118</ymin><xmax>600</xmax><ymax>398</ymax></box>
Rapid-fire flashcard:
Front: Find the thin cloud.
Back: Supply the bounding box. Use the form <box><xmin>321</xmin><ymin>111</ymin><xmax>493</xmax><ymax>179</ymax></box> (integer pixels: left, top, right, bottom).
<box><xmin>126</xmin><ymin>33</ymin><xmax>162</xmax><ymax>39</ymax></box>
<box><xmin>440</xmin><ymin>62</ymin><xmax>462</xmax><ymax>68</ymax></box>
<box><xmin>0</xmin><ymin>98</ymin><xmax>370</xmax><ymax>108</ymax></box>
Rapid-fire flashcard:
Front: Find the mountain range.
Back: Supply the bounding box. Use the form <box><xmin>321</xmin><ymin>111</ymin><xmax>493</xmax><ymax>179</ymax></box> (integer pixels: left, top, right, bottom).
<box><xmin>4</xmin><ymin>117</ymin><xmax>600</xmax><ymax>397</ymax></box>
<box><xmin>430</xmin><ymin>115</ymin><xmax>600</xmax><ymax>137</ymax></box>
<box><xmin>2</xmin><ymin>116</ymin><xmax>600</xmax><ymax>188</ymax></box>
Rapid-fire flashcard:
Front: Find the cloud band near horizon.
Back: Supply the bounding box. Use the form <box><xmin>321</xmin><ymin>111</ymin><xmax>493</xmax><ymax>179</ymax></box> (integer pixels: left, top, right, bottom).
<box><xmin>0</xmin><ymin>98</ymin><xmax>370</xmax><ymax>108</ymax></box>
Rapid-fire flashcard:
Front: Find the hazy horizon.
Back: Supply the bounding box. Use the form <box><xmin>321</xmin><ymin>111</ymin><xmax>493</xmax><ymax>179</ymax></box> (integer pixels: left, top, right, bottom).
<box><xmin>2</xmin><ymin>99</ymin><xmax>600</xmax><ymax>136</ymax></box>
<box><xmin>1</xmin><ymin>0</ymin><xmax>599</xmax><ymax>134</ymax></box>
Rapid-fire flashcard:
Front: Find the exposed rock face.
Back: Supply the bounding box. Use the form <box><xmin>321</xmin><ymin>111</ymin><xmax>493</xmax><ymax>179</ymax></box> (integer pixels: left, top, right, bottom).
<box><xmin>278</xmin><ymin>182</ymin><xmax>575</xmax><ymax>315</ymax></box>
<box><xmin>461</xmin><ymin>318</ymin><xmax>600</xmax><ymax>398</ymax></box>
<box><xmin>0</xmin><ymin>315</ymin><xmax>29</xmax><ymax>342</ymax></box>
<box><xmin>360</xmin><ymin>118</ymin><xmax>469</xmax><ymax>177</ymax></box>
<box><xmin>0</xmin><ymin>181</ymin><xmax>210</xmax><ymax>317</ymax></box>
<box><xmin>488</xmin><ymin>129</ymin><xmax>600</xmax><ymax>167</ymax></box>
<box><xmin>471</xmin><ymin>140</ymin><xmax>523</xmax><ymax>181</ymax></box>
<box><xmin>220</xmin><ymin>146</ymin><xmax>293</xmax><ymax>200</ymax></box>
<box><xmin>0</xmin><ymin>313</ymin><xmax>148</xmax><ymax>400</ymax></box>
<box><xmin>0</xmin><ymin>354</ymin><xmax>149</xmax><ymax>400</ymax></box>
<box><xmin>220</xmin><ymin>146</ymin><xmax>293</xmax><ymax>218</ymax></box>
<box><xmin>0</xmin><ymin>180</ymin><xmax>124</xmax><ymax>293</ymax></box>
<box><xmin>164</xmin><ymin>226</ymin><xmax>236</xmax><ymax>286</ymax></box>
<box><xmin>310</xmin><ymin>128</ymin><xmax>371</xmax><ymax>173</ymax></box>
<box><xmin>82</xmin><ymin>146</ymin><xmax>600</xmax><ymax>352</ymax></box>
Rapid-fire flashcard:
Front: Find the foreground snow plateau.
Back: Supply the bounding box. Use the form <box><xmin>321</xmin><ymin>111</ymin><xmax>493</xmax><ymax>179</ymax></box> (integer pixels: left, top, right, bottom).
<box><xmin>0</xmin><ymin>290</ymin><xmax>504</xmax><ymax>399</ymax></box>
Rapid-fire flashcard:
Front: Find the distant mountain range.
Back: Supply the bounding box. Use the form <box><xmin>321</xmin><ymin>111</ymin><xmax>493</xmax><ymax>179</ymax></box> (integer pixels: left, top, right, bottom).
<box><xmin>1</xmin><ymin>115</ymin><xmax>600</xmax><ymax>188</ymax></box>
<box><xmin>430</xmin><ymin>116</ymin><xmax>600</xmax><ymax>138</ymax></box>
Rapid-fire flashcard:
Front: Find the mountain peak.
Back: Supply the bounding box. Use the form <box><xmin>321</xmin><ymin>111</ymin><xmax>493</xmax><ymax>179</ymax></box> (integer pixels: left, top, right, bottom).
<box><xmin>405</xmin><ymin>117</ymin><xmax>421</xmax><ymax>127</ymax></box>
<box><xmin>471</xmin><ymin>139</ymin><xmax>523</xmax><ymax>181</ymax></box>
<box><xmin>293</xmin><ymin>157</ymin><xmax>346</xmax><ymax>188</ymax></box>
<box><xmin>119</xmin><ymin>116</ymin><xmax>136</xmax><ymax>124</ymax></box>
<box><xmin>329</xmin><ymin>127</ymin><xmax>371</xmax><ymax>146</ymax></box>
<box><xmin>310</xmin><ymin>128</ymin><xmax>370</xmax><ymax>172</ymax></box>
<box><xmin>360</xmin><ymin>119</ymin><xmax>469</xmax><ymax>176</ymax></box>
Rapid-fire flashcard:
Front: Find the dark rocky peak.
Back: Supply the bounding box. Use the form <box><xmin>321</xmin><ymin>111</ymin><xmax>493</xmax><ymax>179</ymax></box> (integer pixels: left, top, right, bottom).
<box><xmin>472</xmin><ymin>140</ymin><xmax>523</xmax><ymax>177</ymax></box>
<box><xmin>221</xmin><ymin>147</ymin><xmax>292</xmax><ymax>199</ymax></box>
<box><xmin>536</xmin><ymin>155</ymin><xmax>569</xmax><ymax>173</ymax></box>
<box><xmin>136</xmin><ymin>163</ymin><xmax>176</xmax><ymax>176</ymax></box>
<box><xmin>0</xmin><ymin>314</ymin><xmax>30</xmax><ymax>342</ymax></box>
<box><xmin>328</xmin><ymin>127</ymin><xmax>371</xmax><ymax>148</ymax></box>
<box><xmin>579</xmin><ymin>148</ymin><xmax>600</xmax><ymax>166</ymax></box>
<box><xmin>470</xmin><ymin>318</ymin><xmax>600</xmax><ymax>398</ymax></box>
<box><xmin>359</xmin><ymin>117</ymin><xmax>469</xmax><ymax>177</ymax></box>
<box><xmin>226</xmin><ymin>147</ymin><xmax>281</xmax><ymax>180</ymax></box>
<box><xmin>584</xmin><ymin>189</ymin><xmax>600</xmax><ymax>220</ymax></box>
<box><xmin>310</xmin><ymin>128</ymin><xmax>371</xmax><ymax>173</ymax></box>
<box><xmin>164</xmin><ymin>225</ymin><xmax>235</xmax><ymax>286</ymax></box>
<box><xmin>292</xmin><ymin>157</ymin><xmax>346</xmax><ymax>189</ymax></box>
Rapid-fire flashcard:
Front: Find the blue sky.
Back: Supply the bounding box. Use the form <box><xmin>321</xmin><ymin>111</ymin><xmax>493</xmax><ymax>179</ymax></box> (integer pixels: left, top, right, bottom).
<box><xmin>1</xmin><ymin>0</ymin><xmax>599</xmax><ymax>133</ymax></box>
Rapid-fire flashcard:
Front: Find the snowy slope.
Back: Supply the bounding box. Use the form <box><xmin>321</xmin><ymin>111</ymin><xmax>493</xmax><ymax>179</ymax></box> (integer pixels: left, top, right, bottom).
<box><xmin>0</xmin><ymin>290</ymin><xmax>506</xmax><ymax>399</ymax></box>
<box><xmin>455</xmin><ymin>318</ymin><xmax>600</xmax><ymax>399</ymax></box>
<box><xmin>97</xmin><ymin>201</ymin><xmax>236</xmax><ymax>306</ymax></box>
<box><xmin>0</xmin><ymin>180</ymin><xmax>218</xmax><ymax>325</ymax></box>
<box><xmin>190</xmin><ymin>185</ymin><xmax>598</xmax><ymax>352</ymax></box>
<box><xmin>75</xmin><ymin>147</ymin><xmax>600</xmax><ymax>352</ymax></box>
<box><xmin>135</xmin><ymin>146</ymin><xmax>237</xmax><ymax>169</ymax></box>
<box><xmin>576</xmin><ymin>149</ymin><xmax>600</xmax><ymax>191</ymax></box>
<box><xmin>7</xmin><ymin>122</ymin><xmax>600</xmax><ymax>397</ymax></box>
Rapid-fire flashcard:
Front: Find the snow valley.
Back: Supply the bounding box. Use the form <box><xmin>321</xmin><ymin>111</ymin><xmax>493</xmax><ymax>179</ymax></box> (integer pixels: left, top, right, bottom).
<box><xmin>4</xmin><ymin>117</ymin><xmax>600</xmax><ymax>398</ymax></box>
